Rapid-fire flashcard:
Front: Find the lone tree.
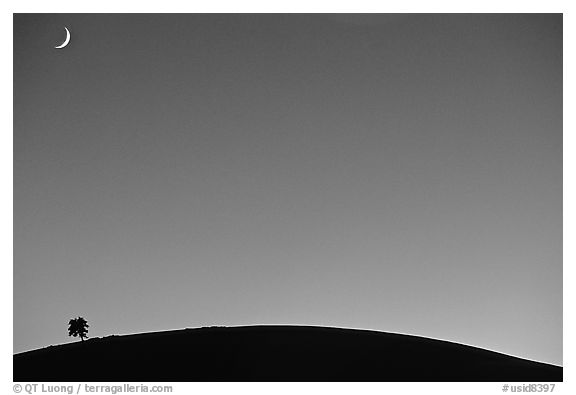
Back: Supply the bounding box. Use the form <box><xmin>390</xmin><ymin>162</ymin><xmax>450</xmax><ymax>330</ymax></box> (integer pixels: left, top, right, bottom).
<box><xmin>68</xmin><ymin>317</ymin><xmax>89</xmax><ymax>342</ymax></box>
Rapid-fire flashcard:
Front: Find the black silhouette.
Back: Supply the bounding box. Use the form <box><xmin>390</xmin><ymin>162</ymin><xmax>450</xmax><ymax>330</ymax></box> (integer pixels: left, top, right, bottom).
<box><xmin>14</xmin><ymin>325</ymin><xmax>562</xmax><ymax>382</ymax></box>
<box><xmin>67</xmin><ymin>317</ymin><xmax>89</xmax><ymax>342</ymax></box>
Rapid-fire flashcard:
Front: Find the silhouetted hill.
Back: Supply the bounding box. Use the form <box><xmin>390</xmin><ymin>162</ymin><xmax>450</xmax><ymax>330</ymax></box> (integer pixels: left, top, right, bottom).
<box><xmin>13</xmin><ymin>325</ymin><xmax>562</xmax><ymax>381</ymax></box>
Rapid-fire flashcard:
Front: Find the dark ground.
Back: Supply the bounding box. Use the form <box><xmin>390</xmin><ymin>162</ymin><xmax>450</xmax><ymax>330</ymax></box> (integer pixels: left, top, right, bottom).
<box><xmin>13</xmin><ymin>325</ymin><xmax>562</xmax><ymax>381</ymax></box>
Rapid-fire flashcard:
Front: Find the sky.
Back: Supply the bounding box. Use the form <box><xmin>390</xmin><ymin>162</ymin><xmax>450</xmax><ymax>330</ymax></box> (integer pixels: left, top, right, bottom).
<box><xmin>13</xmin><ymin>14</ymin><xmax>562</xmax><ymax>365</ymax></box>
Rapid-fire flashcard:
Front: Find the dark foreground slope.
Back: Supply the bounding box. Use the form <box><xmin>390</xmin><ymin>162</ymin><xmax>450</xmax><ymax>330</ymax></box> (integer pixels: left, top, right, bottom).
<box><xmin>14</xmin><ymin>325</ymin><xmax>561</xmax><ymax>382</ymax></box>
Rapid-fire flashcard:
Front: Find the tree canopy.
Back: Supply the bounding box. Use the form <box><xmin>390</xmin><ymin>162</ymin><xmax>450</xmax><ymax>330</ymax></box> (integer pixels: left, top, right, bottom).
<box><xmin>68</xmin><ymin>317</ymin><xmax>89</xmax><ymax>341</ymax></box>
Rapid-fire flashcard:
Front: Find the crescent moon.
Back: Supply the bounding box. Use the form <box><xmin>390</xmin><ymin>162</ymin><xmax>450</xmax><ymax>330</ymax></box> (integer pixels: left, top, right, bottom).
<box><xmin>54</xmin><ymin>27</ymin><xmax>70</xmax><ymax>49</ymax></box>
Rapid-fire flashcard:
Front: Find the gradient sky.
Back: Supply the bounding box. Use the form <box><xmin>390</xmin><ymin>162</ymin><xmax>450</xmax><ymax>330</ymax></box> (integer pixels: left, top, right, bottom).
<box><xmin>14</xmin><ymin>14</ymin><xmax>562</xmax><ymax>365</ymax></box>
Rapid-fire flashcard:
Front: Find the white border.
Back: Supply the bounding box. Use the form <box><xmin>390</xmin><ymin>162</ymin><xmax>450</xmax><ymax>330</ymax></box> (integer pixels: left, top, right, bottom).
<box><xmin>4</xmin><ymin>2</ymin><xmax>571</xmax><ymax>395</ymax></box>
